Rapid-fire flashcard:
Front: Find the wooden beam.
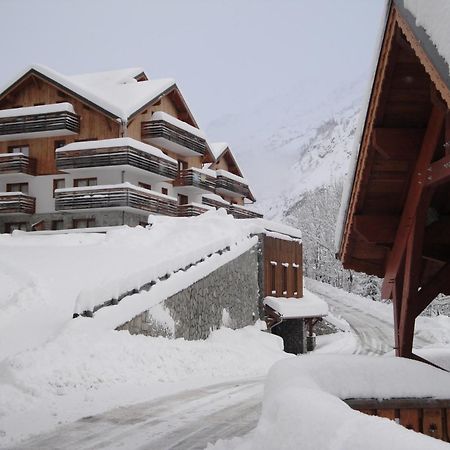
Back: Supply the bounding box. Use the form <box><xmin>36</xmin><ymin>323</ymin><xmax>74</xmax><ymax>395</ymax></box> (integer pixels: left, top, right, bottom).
<box><xmin>372</xmin><ymin>128</ymin><xmax>423</xmax><ymax>160</ymax></box>
<box><xmin>353</xmin><ymin>215</ymin><xmax>399</xmax><ymax>244</ymax></box>
<box><xmin>381</xmin><ymin>105</ymin><xmax>445</xmax><ymax>300</ymax></box>
<box><xmin>414</xmin><ymin>264</ymin><xmax>450</xmax><ymax>317</ymax></box>
<box><xmin>425</xmin><ymin>153</ymin><xmax>450</xmax><ymax>187</ymax></box>
<box><xmin>445</xmin><ymin>111</ymin><xmax>450</xmax><ymax>156</ymax></box>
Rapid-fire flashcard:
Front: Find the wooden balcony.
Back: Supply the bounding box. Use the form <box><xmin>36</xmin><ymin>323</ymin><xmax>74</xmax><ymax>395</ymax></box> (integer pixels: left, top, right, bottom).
<box><xmin>202</xmin><ymin>196</ymin><xmax>230</xmax><ymax>210</ymax></box>
<box><xmin>178</xmin><ymin>203</ymin><xmax>212</xmax><ymax>217</ymax></box>
<box><xmin>229</xmin><ymin>204</ymin><xmax>263</xmax><ymax>219</ymax></box>
<box><xmin>55</xmin><ymin>184</ymin><xmax>177</xmax><ymax>216</ymax></box>
<box><xmin>0</xmin><ymin>153</ymin><xmax>36</xmax><ymax>175</ymax></box>
<box><xmin>56</xmin><ymin>144</ymin><xmax>178</xmax><ymax>180</ymax></box>
<box><xmin>0</xmin><ymin>193</ymin><xmax>35</xmax><ymax>214</ymax></box>
<box><xmin>173</xmin><ymin>169</ymin><xmax>216</xmax><ymax>193</ymax></box>
<box><xmin>142</xmin><ymin>120</ymin><xmax>207</xmax><ymax>157</ymax></box>
<box><xmin>215</xmin><ymin>171</ymin><xmax>251</xmax><ymax>198</ymax></box>
<box><xmin>0</xmin><ymin>108</ymin><xmax>80</xmax><ymax>141</ymax></box>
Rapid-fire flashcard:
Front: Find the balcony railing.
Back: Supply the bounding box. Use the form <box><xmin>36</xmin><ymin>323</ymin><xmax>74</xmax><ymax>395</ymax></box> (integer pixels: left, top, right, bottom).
<box><xmin>202</xmin><ymin>196</ymin><xmax>230</xmax><ymax>210</ymax></box>
<box><xmin>0</xmin><ymin>153</ymin><xmax>36</xmax><ymax>175</ymax></box>
<box><xmin>178</xmin><ymin>203</ymin><xmax>212</xmax><ymax>217</ymax></box>
<box><xmin>55</xmin><ymin>184</ymin><xmax>177</xmax><ymax>216</ymax></box>
<box><xmin>56</xmin><ymin>144</ymin><xmax>178</xmax><ymax>180</ymax></box>
<box><xmin>0</xmin><ymin>105</ymin><xmax>80</xmax><ymax>141</ymax></box>
<box><xmin>0</xmin><ymin>193</ymin><xmax>36</xmax><ymax>214</ymax></box>
<box><xmin>173</xmin><ymin>168</ymin><xmax>216</xmax><ymax>193</ymax></box>
<box><xmin>228</xmin><ymin>204</ymin><xmax>263</xmax><ymax>219</ymax></box>
<box><xmin>142</xmin><ymin>120</ymin><xmax>207</xmax><ymax>156</ymax></box>
<box><xmin>215</xmin><ymin>171</ymin><xmax>250</xmax><ymax>198</ymax></box>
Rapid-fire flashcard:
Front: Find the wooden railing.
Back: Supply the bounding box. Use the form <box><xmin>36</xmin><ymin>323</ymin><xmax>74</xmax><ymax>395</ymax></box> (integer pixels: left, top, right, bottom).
<box><xmin>0</xmin><ymin>110</ymin><xmax>80</xmax><ymax>138</ymax></box>
<box><xmin>229</xmin><ymin>205</ymin><xmax>263</xmax><ymax>219</ymax></box>
<box><xmin>216</xmin><ymin>173</ymin><xmax>250</xmax><ymax>198</ymax></box>
<box><xmin>0</xmin><ymin>154</ymin><xmax>36</xmax><ymax>175</ymax></box>
<box><xmin>345</xmin><ymin>397</ymin><xmax>450</xmax><ymax>442</ymax></box>
<box><xmin>178</xmin><ymin>203</ymin><xmax>211</xmax><ymax>217</ymax></box>
<box><xmin>173</xmin><ymin>169</ymin><xmax>216</xmax><ymax>192</ymax></box>
<box><xmin>55</xmin><ymin>186</ymin><xmax>178</xmax><ymax>216</ymax></box>
<box><xmin>0</xmin><ymin>193</ymin><xmax>36</xmax><ymax>214</ymax></box>
<box><xmin>56</xmin><ymin>146</ymin><xmax>178</xmax><ymax>179</ymax></box>
<box><xmin>142</xmin><ymin>120</ymin><xmax>206</xmax><ymax>156</ymax></box>
<box><xmin>202</xmin><ymin>196</ymin><xmax>230</xmax><ymax>210</ymax></box>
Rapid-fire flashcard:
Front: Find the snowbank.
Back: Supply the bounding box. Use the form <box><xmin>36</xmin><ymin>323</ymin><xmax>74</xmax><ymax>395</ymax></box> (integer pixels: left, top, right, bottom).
<box><xmin>209</xmin><ymin>355</ymin><xmax>450</xmax><ymax>450</ymax></box>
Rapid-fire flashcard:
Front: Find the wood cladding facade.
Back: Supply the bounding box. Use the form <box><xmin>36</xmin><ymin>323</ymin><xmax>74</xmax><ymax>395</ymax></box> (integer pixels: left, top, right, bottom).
<box><xmin>263</xmin><ymin>235</ymin><xmax>303</xmax><ymax>298</ymax></box>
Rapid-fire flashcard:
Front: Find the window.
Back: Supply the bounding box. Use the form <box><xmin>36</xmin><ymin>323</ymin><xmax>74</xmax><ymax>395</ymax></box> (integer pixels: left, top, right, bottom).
<box><xmin>178</xmin><ymin>194</ymin><xmax>188</xmax><ymax>205</ymax></box>
<box><xmin>5</xmin><ymin>222</ymin><xmax>27</xmax><ymax>233</ymax></box>
<box><xmin>54</xmin><ymin>140</ymin><xmax>66</xmax><ymax>150</ymax></box>
<box><xmin>138</xmin><ymin>182</ymin><xmax>152</xmax><ymax>191</ymax></box>
<box><xmin>161</xmin><ymin>187</ymin><xmax>168</xmax><ymax>195</ymax></box>
<box><xmin>282</xmin><ymin>264</ymin><xmax>288</xmax><ymax>295</ymax></box>
<box><xmin>270</xmin><ymin>261</ymin><xmax>277</xmax><ymax>295</ymax></box>
<box><xmin>178</xmin><ymin>160</ymin><xmax>188</xmax><ymax>171</ymax></box>
<box><xmin>8</xmin><ymin>145</ymin><xmax>29</xmax><ymax>156</ymax></box>
<box><xmin>51</xmin><ymin>220</ymin><xmax>64</xmax><ymax>231</ymax></box>
<box><xmin>74</xmin><ymin>178</ymin><xmax>97</xmax><ymax>188</ymax></box>
<box><xmin>293</xmin><ymin>264</ymin><xmax>299</xmax><ymax>296</ymax></box>
<box><xmin>7</xmin><ymin>182</ymin><xmax>28</xmax><ymax>194</ymax></box>
<box><xmin>73</xmin><ymin>218</ymin><xmax>95</xmax><ymax>229</ymax></box>
<box><xmin>53</xmin><ymin>178</ymin><xmax>65</xmax><ymax>197</ymax></box>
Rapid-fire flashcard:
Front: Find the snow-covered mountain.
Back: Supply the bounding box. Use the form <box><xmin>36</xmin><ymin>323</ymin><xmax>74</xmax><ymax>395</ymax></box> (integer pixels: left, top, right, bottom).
<box><xmin>206</xmin><ymin>76</ymin><xmax>368</xmax><ymax>219</ymax></box>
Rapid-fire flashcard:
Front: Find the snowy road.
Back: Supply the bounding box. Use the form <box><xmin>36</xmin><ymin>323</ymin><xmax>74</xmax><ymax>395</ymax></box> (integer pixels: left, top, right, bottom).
<box><xmin>307</xmin><ymin>281</ymin><xmax>432</xmax><ymax>355</ymax></box>
<box><xmin>15</xmin><ymin>379</ymin><xmax>263</xmax><ymax>450</ymax></box>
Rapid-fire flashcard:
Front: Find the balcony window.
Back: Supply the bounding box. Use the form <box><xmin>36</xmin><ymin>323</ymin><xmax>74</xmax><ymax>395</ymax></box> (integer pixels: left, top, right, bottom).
<box><xmin>161</xmin><ymin>187</ymin><xmax>168</xmax><ymax>195</ymax></box>
<box><xmin>178</xmin><ymin>194</ymin><xmax>188</xmax><ymax>205</ymax></box>
<box><xmin>8</xmin><ymin>145</ymin><xmax>29</xmax><ymax>156</ymax></box>
<box><xmin>53</xmin><ymin>178</ymin><xmax>65</xmax><ymax>197</ymax></box>
<box><xmin>138</xmin><ymin>182</ymin><xmax>152</xmax><ymax>191</ymax></box>
<box><xmin>74</xmin><ymin>178</ymin><xmax>97</xmax><ymax>188</ymax></box>
<box><xmin>7</xmin><ymin>182</ymin><xmax>28</xmax><ymax>194</ymax></box>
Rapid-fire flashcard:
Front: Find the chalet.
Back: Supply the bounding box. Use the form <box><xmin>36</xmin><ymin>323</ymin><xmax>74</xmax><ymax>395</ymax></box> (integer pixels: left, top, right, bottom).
<box><xmin>337</xmin><ymin>1</ymin><xmax>450</xmax><ymax>363</ymax></box>
<box><xmin>0</xmin><ymin>65</ymin><xmax>261</xmax><ymax>232</ymax></box>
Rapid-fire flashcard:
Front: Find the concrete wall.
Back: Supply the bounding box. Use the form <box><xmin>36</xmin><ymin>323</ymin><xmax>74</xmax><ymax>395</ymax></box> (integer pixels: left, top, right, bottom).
<box><xmin>116</xmin><ymin>244</ymin><xmax>261</xmax><ymax>340</ymax></box>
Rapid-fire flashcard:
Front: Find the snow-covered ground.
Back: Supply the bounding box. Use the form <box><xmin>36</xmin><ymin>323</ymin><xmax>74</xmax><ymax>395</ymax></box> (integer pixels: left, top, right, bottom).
<box><xmin>1</xmin><ymin>229</ymin><xmax>449</xmax><ymax>448</ymax></box>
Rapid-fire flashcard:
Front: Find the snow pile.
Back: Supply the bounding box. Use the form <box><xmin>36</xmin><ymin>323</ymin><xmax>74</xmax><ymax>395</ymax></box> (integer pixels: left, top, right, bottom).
<box><xmin>404</xmin><ymin>0</ymin><xmax>450</xmax><ymax>72</ymax></box>
<box><xmin>0</xmin><ymin>322</ymin><xmax>289</xmax><ymax>447</ymax></box>
<box><xmin>264</xmin><ymin>289</ymin><xmax>328</xmax><ymax>318</ymax></box>
<box><xmin>209</xmin><ymin>355</ymin><xmax>450</xmax><ymax>450</ymax></box>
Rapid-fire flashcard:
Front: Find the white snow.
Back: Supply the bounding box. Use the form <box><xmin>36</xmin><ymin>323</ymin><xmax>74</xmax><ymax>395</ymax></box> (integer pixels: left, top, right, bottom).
<box><xmin>0</xmin><ymin>64</ymin><xmax>175</xmax><ymax>121</ymax></box>
<box><xmin>243</xmin><ymin>217</ymin><xmax>302</xmax><ymax>239</ymax></box>
<box><xmin>55</xmin><ymin>137</ymin><xmax>177</xmax><ymax>163</ymax></box>
<box><xmin>190</xmin><ymin>165</ymin><xmax>217</xmax><ymax>178</ymax></box>
<box><xmin>151</xmin><ymin>111</ymin><xmax>206</xmax><ymax>138</ymax></box>
<box><xmin>264</xmin><ymin>290</ymin><xmax>328</xmax><ymax>319</ymax></box>
<box><xmin>0</xmin><ymin>102</ymin><xmax>75</xmax><ymax>118</ymax></box>
<box><xmin>209</xmin><ymin>355</ymin><xmax>450</xmax><ymax>450</ymax></box>
<box><xmin>404</xmin><ymin>0</ymin><xmax>450</xmax><ymax>72</ymax></box>
<box><xmin>209</xmin><ymin>142</ymin><xmax>228</xmax><ymax>160</ymax></box>
<box><xmin>216</xmin><ymin>169</ymin><xmax>248</xmax><ymax>185</ymax></box>
<box><xmin>203</xmin><ymin>193</ymin><xmax>230</xmax><ymax>204</ymax></box>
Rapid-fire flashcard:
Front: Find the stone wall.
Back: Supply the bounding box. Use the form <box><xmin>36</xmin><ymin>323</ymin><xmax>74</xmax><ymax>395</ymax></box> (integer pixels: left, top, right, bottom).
<box><xmin>117</xmin><ymin>243</ymin><xmax>262</xmax><ymax>340</ymax></box>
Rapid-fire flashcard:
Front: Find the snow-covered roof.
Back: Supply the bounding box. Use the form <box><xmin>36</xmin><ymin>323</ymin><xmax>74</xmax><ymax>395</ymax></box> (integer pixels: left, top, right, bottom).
<box><xmin>216</xmin><ymin>169</ymin><xmax>248</xmax><ymax>185</ymax></box>
<box><xmin>264</xmin><ymin>290</ymin><xmax>328</xmax><ymax>319</ymax></box>
<box><xmin>202</xmin><ymin>193</ymin><xmax>229</xmax><ymax>203</ymax></box>
<box><xmin>0</xmin><ymin>102</ymin><xmax>74</xmax><ymax>118</ymax></box>
<box><xmin>151</xmin><ymin>111</ymin><xmax>206</xmax><ymax>139</ymax></box>
<box><xmin>0</xmin><ymin>64</ymin><xmax>175</xmax><ymax>122</ymax></box>
<box><xmin>245</xmin><ymin>218</ymin><xmax>302</xmax><ymax>240</ymax></box>
<box><xmin>209</xmin><ymin>142</ymin><xmax>228</xmax><ymax>160</ymax></box>
<box><xmin>55</xmin><ymin>137</ymin><xmax>177</xmax><ymax>164</ymax></box>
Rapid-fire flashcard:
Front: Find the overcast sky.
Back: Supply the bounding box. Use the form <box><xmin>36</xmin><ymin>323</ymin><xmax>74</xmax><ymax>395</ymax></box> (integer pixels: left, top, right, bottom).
<box><xmin>1</xmin><ymin>0</ymin><xmax>386</xmax><ymax>126</ymax></box>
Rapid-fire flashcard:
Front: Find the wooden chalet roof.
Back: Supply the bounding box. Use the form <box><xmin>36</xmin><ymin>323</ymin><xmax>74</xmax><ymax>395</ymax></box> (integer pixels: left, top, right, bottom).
<box><xmin>337</xmin><ymin>0</ymin><xmax>450</xmax><ymax>280</ymax></box>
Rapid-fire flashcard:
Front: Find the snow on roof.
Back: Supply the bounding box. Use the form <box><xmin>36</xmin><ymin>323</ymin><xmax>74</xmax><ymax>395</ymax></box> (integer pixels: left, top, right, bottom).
<box><xmin>216</xmin><ymin>169</ymin><xmax>248</xmax><ymax>185</ymax></box>
<box><xmin>151</xmin><ymin>111</ymin><xmax>206</xmax><ymax>139</ymax></box>
<box><xmin>202</xmin><ymin>193</ymin><xmax>229</xmax><ymax>203</ymax></box>
<box><xmin>0</xmin><ymin>64</ymin><xmax>175</xmax><ymax>121</ymax></box>
<box><xmin>191</xmin><ymin>166</ymin><xmax>217</xmax><ymax>177</ymax></box>
<box><xmin>69</xmin><ymin>67</ymin><xmax>145</xmax><ymax>85</ymax></box>
<box><xmin>0</xmin><ymin>102</ymin><xmax>74</xmax><ymax>118</ymax></box>
<box><xmin>209</xmin><ymin>142</ymin><xmax>228</xmax><ymax>160</ymax></box>
<box><xmin>244</xmin><ymin>218</ymin><xmax>302</xmax><ymax>240</ymax></box>
<box><xmin>402</xmin><ymin>0</ymin><xmax>450</xmax><ymax>76</ymax></box>
<box><xmin>264</xmin><ymin>290</ymin><xmax>328</xmax><ymax>319</ymax></box>
<box><xmin>55</xmin><ymin>137</ymin><xmax>177</xmax><ymax>163</ymax></box>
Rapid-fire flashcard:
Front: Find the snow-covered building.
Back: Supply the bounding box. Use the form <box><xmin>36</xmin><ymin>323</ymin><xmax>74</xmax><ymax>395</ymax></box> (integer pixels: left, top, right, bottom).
<box><xmin>0</xmin><ymin>65</ymin><xmax>261</xmax><ymax>232</ymax></box>
<box><xmin>337</xmin><ymin>0</ymin><xmax>450</xmax><ymax>362</ymax></box>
